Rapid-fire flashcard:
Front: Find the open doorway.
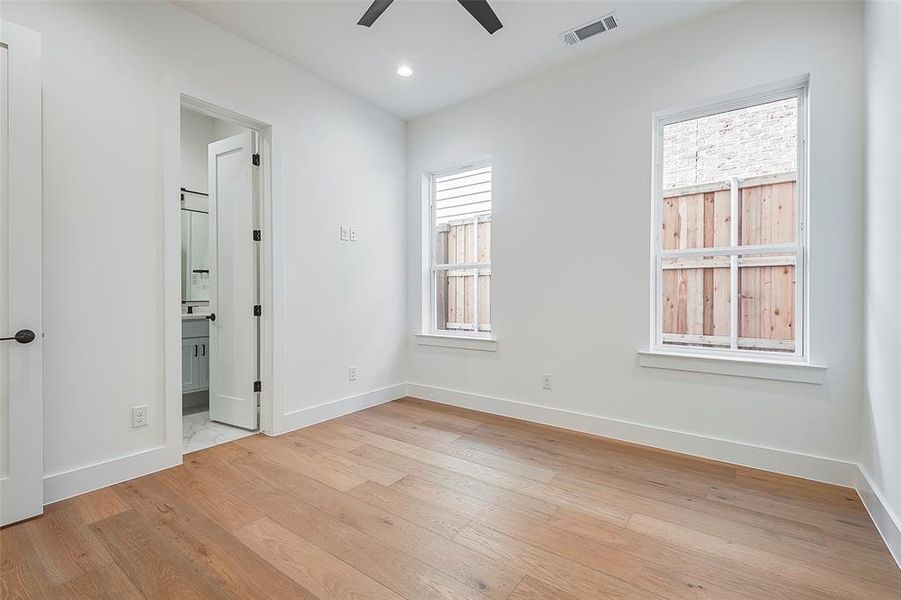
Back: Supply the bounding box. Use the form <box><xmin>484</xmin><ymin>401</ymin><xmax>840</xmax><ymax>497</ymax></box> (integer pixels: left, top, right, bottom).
<box><xmin>179</xmin><ymin>103</ymin><xmax>262</xmax><ymax>454</ymax></box>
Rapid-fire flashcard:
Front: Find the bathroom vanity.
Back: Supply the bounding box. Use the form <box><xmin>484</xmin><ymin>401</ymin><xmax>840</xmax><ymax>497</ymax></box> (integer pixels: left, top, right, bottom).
<box><xmin>182</xmin><ymin>317</ymin><xmax>209</xmax><ymax>393</ymax></box>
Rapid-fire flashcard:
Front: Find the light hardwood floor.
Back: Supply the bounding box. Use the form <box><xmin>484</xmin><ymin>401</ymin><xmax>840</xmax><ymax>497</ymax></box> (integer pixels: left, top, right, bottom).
<box><xmin>2</xmin><ymin>397</ymin><xmax>900</xmax><ymax>599</ymax></box>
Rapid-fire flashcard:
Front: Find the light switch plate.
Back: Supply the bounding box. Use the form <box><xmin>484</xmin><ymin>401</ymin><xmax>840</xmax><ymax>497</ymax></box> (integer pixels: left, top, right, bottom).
<box><xmin>340</xmin><ymin>226</ymin><xmax>349</xmax><ymax>241</ymax></box>
<box><xmin>350</xmin><ymin>228</ymin><xmax>358</xmax><ymax>242</ymax></box>
<box><xmin>348</xmin><ymin>366</ymin><xmax>358</xmax><ymax>382</ymax></box>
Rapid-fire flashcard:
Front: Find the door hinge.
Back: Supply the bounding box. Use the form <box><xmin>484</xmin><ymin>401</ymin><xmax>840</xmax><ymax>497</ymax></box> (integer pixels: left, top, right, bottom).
<box><xmin>253</xmin><ymin>380</ymin><xmax>262</xmax><ymax>393</ymax></box>
<box><xmin>253</xmin><ymin>305</ymin><xmax>262</xmax><ymax>317</ymax></box>
<box><xmin>252</xmin><ymin>229</ymin><xmax>261</xmax><ymax>241</ymax></box>
<box><xmin>252</xmin><ymin>153</ymin><xmax>260</xmax><ymax>166</ymax></box>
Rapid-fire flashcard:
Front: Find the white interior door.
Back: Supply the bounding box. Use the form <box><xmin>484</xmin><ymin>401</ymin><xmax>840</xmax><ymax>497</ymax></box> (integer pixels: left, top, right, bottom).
<box><xmin>208</xmin><ymin>131</ymin><xmax>258</xmax><ymax>430</ymax></box>
<box><xmin>0</xmin><ymin>22</ymin><xmax>43</xmax><ymax>526</ymax></box>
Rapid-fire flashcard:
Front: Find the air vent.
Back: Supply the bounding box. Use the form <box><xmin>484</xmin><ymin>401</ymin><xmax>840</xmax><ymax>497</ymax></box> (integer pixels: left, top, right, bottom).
<box><xmin>560</xmin><ymin>12</ymin><xmax>618</xmax><ymax>46</ymax></box>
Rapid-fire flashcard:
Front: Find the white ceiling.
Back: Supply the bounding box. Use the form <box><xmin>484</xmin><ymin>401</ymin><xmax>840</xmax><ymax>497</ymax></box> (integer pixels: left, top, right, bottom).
<box><xmin>177</xmin><ymin>0</ymin><xmax>735</xmax><ymax>120</ymax></box>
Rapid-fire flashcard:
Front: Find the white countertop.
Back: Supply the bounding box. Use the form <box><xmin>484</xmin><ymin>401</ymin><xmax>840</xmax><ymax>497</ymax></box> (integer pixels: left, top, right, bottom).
<box><xmin>182</xmin><ymin>313</ymin><xmax>210</xmax><ymax>320</ymax></box>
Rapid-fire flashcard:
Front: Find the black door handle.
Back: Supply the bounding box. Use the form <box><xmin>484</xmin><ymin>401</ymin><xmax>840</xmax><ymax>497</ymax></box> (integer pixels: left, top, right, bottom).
<box><xmin>0</xmin><ymin>329</ymin><xmax>36</xmax><ymax>344</ymax></box>
<box><xmin>205</xmin><ymin>313</ymin><xmax>216</xmax><ymax>322</ymax></box>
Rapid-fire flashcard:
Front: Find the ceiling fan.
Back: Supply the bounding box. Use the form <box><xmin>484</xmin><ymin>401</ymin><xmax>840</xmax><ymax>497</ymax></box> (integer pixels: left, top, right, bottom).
<box><xmin>357</xmin><ymin>0</ymin><xmax>503</xmax><ymax>34</ymax></box>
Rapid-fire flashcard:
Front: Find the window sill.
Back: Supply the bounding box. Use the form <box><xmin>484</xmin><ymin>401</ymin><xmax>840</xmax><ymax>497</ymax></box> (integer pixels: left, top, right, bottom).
<box><xmin>415</xmin><ymin>333</ymin><xmax>498</xmax><ymax>352</ymax></box>
<box><xmin>637</xmin><ymin>351</ymin><xmax>826</xmax><ymax>384</ymax></box>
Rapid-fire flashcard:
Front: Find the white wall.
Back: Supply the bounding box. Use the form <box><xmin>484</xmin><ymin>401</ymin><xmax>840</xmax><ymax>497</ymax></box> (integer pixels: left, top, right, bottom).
<box><xmin>4</xmin><ymin>1</ymin><xmax>406</xmax><ymax>490</ymax></box>
<box><xmin>406</xmin><ymin>1</ymin><xmax>865</xmax><ymax>480</ymax></box>
<box><xmin>862</xmin><ymin>0</ymin><xmax>901</xmax><ymax>560</ymax></box>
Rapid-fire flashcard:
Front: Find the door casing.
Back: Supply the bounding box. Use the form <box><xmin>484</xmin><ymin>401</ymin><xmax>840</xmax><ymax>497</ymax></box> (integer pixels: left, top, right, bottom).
<box><xmin>166</xmin><ymin>91</ymin><xmax>281</xmax><ymax>465</ymax></box>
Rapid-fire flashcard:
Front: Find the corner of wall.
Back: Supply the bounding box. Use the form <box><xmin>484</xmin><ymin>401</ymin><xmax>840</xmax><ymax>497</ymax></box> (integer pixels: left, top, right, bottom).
<box><xmin>275</xmin><ymin>383</ymin><xmax>409</xmax><ymax>436</ymax></box>
<box><xmin>857</xmin><ymin>465</ymin><xmax>901</xmax><ymax>570</ymax></box>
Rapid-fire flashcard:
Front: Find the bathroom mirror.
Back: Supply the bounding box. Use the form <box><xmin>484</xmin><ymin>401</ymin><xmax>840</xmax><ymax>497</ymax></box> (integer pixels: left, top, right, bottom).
<box><xmin>181</xmin><ymin>208</ymin><xmax>210</xmax><ymax>302</ymax></box>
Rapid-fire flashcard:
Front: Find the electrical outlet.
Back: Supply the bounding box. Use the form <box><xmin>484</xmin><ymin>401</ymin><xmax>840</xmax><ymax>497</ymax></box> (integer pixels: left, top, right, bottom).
<box><xmin>340</xmin><ymin>226</ymin><xmax>349</xmax><ymax>241</ymax></box>
<box><xmin>132</xmin><ymin>405</ymin><xmax>149</xmax><ymax>428</ymax></box>
<box><xmin>542</xmin><ymin>374</ymin><xmax>552</xmax><ymax>390</ymax></box>
<box><xmin>350</xmin><ymin>228</ymin><xmax>358</xmax><ymax>242</ymax></box>
<box><xmin>348</xmin><ymin>366</ymin><xmax>358</xmax><ymax>382</ymax></box>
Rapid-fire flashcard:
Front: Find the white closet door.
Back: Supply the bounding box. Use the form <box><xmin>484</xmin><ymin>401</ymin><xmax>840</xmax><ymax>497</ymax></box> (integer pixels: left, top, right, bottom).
<box><xmin>207</xmin><ymin>131</ymin><xmax>258</xmax><ymax>430</ymax></box>
<box><xmin>0</xmin><ymin>22</ymin><xmax>44</xmax><ymax>526</ymax></box>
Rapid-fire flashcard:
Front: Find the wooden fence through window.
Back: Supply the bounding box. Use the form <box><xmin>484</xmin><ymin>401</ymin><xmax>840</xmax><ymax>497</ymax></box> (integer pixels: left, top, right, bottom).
<box><xmin>435</xmin><ymin>215</ymin><xmax>491</xmax><ymax>332</ymax></box>
<box><xmin>661</xmin><ymin>173</ymin><xmax>797</xmax><ymax>352</ymax></box>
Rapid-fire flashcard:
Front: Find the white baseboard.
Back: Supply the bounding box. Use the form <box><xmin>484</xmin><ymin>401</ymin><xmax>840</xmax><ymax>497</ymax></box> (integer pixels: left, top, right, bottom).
<box><xmin>42</xmin><ymin>384</ymin><xmax>406</xmax><ymax>505</ymax></box>
<box><xmin>406</xmin><ymin>383</ymin><xmax>859</xmax><ymax>487</ymax></box>
<box><xmin>276</xmin><ymin>383</ymin><xmax>408</xmax><ymax>436</ymax></box>
<box><xmin>35</xmin><ymin>380</ymin><xmax>901</xmax><ymax>572</ymax></box>
<box><xmin>37</xmin><ymin>379</ymin><xmax>900</xmax><ymax>574</ymax></box>
<box><xmin>409</xmin><ymin>383</ymin><xmax>898</xmax><ymax>570</ymax></box>
<box><xmin>43</xmin><ymin>445</ymin><xmax>179</xmax><ymax>505</ymax></box>
<box><xmin>857</xmin><ymin>467</ymin><xmax>901</xmax><ymax>570</ymax></box>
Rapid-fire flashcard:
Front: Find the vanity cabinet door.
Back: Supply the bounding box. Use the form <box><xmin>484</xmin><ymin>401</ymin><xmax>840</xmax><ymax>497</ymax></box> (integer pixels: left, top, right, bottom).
<box><xmin>182</xmin><ymin>339</ymin><xmax>201</xmax><ymax>392</ymax></box>
<box><xmin>197</xmin><ymin>338</ymin><xmax>210</xmax><ymax>390</ymax></box>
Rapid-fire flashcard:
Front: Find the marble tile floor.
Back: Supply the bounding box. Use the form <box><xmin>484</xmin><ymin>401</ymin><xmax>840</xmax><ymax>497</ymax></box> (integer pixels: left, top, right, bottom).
<box><xmin>182</xmin><ymin>410</ymin><xmax>256</xmax><ymax>454</ymax></box>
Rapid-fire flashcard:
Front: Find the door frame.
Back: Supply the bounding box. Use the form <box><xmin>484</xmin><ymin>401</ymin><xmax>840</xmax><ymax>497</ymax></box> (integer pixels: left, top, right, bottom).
<box><xmin>163</xmin><ymin>86</ymin><xmax>286</xmax><ymax>465</ymax></box>
<box><xmin>0</xmin><ymin>20</ymin><xmax>43</xmax><ymax>525</ymax></box>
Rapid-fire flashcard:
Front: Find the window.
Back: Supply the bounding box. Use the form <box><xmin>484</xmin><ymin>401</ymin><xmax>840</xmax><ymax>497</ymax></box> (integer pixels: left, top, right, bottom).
<box><xmin>428</xmin><ymin>162</ymin><xmax>492</xmax><ymax>336</ymax></box>
<box><xmin>652</xmin><ymin>81</ymin><xmax>807</xmax><ymax>360</ymax></box>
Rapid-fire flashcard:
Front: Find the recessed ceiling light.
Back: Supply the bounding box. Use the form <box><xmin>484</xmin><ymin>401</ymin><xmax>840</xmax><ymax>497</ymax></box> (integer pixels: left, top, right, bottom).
<box><xmin>396</xmin><ymin>64</ymin><xmax>413</xmax><ymax>78</ymax></box>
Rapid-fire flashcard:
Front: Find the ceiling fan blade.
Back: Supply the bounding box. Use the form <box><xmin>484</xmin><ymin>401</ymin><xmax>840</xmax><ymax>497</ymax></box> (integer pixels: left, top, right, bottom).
<box><xmin>358</xmin><ymin>0</ymin><xmax>395</xmax><ymax>27</ymax></box>
<box><xmin>457</xmin><ymin>0</ymin><xmax>503</xmax><ymax>34</ymax></box>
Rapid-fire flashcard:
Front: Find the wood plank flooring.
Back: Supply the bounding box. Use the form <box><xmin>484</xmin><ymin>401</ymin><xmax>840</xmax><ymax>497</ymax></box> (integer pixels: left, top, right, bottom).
<box><xmin>2</xmin><ymin>397</ymin><xmax>899</xmax><ymax>599</ymax></box>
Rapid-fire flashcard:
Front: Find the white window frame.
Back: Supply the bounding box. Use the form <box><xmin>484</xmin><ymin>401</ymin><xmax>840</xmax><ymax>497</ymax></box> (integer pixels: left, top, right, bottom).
<box><xmin>650</xmin><ymin>77</ymin><xmax>809</xmax><ymax>363</ymax></box>
<box><xmin>426</xmin><ymin>160</ymin><xmax>493</xmax><ymax>339</ymax></box>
